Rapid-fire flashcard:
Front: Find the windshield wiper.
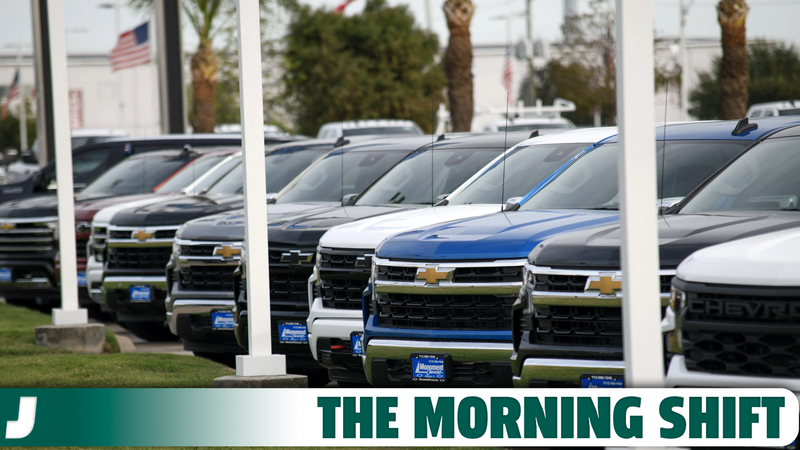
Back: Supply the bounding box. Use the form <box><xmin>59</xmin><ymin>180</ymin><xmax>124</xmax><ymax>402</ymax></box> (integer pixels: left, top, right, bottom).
<box><xmin>586</xmin><ymin>206</ymin><xmax>619</xmax><ymax>210</ymax></box>
<box><xmin>778</xmin><ymin>208</ymin><xmax>800</xmax><ymax>211</ymax></box>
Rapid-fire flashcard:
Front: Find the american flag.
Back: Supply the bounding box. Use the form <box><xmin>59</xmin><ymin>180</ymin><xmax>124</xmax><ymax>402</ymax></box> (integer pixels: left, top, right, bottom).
<box><xmin>1</xmin><ymin>69</ymin><xmax>20</xmax><ymax>120</ymax></box>
<box><xmin>501</xmin><ymin>45</ymin><xmax>513</xmax><ymax>99</ymax></box>
<box><xmin>333</xmin><ymin>0</ymin><xmax>356</xmax><ymax>14</ymax></box>
<box><xmin>109</xmin><ymin>22</ymin><xmax>151</xmax><ymax>72</ymax></box>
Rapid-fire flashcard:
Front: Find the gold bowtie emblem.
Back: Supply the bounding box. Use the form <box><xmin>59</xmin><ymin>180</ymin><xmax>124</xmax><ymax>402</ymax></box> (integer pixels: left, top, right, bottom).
<box><xmin>133</xmin><ymin>230</ymin><xmax>152</xmax><ymax>241</ymax></box>
<box><xmin>214</xmin><ymin>246</ymin><xmax>241</xmax><ymax>258</ymax></box>
<box><xmin>416</xmin><ymin>267</ymin><xmax>452</xmax><ymax>285</ymax></box>
<box><xmin>0</xmin><ymin>223</ymin><xmax>14</xmax><ymax>231</ymax></box>
<box><xmin>587</xmin><ymin>276</ymin><xmax>622</xmax><ymax>295</ymax></box>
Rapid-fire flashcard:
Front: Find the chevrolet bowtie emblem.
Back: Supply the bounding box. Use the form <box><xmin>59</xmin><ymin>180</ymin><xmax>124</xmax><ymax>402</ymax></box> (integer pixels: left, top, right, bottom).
<box><xmin>586</xmin><ymin>275</ymin><xmax>622</xmax><ymax>295</ymax></box>
<box><xmin>0</xmin><ymin>223</ymin><xmax>14</xmax><ymax>231</ymax></box>
<box><xmin>132</xmin><ymin>230</ymin><xmax>152</xmax><ymax>241</ymax></box>
<box><xmin>214</xmin><ymin>246</ymin><xmax>241</xmax><ymax>259</ymax></box>
<box><xmin>416</xmin><ymin>267</ymin><xmax>453</xmax><ymax>285</ymax></box>
<box><xmin>280</xmin><ymin>250</ymin><xmax>313</xmax><ymax>266</ymax></box>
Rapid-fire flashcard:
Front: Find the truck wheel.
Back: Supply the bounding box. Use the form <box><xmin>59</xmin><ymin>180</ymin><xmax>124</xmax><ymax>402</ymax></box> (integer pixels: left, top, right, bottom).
<box><xmin>120</xmin><ymin>322</ymin><xmax>179</xmax><ymax>342</ymax></box>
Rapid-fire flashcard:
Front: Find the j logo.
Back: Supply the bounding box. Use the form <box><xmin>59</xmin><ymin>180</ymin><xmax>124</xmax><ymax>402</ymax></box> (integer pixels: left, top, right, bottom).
<box><xmin>5</xmin><ymin>397</ymin><xmax>36</xmax><ymax>439</ymax></box>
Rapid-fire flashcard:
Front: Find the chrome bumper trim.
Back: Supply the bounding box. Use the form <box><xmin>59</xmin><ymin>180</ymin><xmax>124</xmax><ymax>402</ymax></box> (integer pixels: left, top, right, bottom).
<box><xmin>364</xmin><ymin>338</ymin><xmax>513</xmax><ymax>384</ymax></box>
<box><xmin>512</xmin><ymin>358</ymin><xmax>625</xmax><ymax>388</ymax></box>
<box><xmin>167</xmin><ymin>299</ymin><xmax>235</xmax><ymax>334</ymax></box>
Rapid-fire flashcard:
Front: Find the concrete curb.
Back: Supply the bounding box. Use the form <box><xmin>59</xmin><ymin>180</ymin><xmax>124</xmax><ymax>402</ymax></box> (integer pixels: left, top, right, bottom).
<box><xmin>115</xmin><ymin>334</ymin><xmax>137</xmax><ymax>353</ymax></box>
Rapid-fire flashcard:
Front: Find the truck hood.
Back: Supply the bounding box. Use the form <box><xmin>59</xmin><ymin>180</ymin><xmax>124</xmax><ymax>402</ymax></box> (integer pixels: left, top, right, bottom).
<box><xmin>110</xmin><ymin>194</ymin><xmax>245</xmax><ymax>227</ymax></box>
<box><xmin>267</xmin><ymin>205</ymin><xmax>420</xmax><ymax>247</ymax></box>
<box><xmin>175</xmin><ymin>203</ymin><xmax>340</xmax><ymax>241</ymax></box>
<box><xmin>677</xmin><ymin>227</ymin><xmax>800</xmax><ymax>287</ymax></box>
<box><xmin>319</xmin><ymin>204</ymin><xmax>500</xmax><ymax>250</ymax></box>
<box><xmin>0</xmin><ymin>192</ymin><xmax>120</xmax><ymax>219</ymax></box>
<box><xmin>376</xmin><ymin>209</ymin><xmax>620</xmax><ymax>261</ymax></box>
<box><xmin>530</xmin><ymin>212</ymin><xmax>800</xmax><ymax>270</ymax></box>
<box><xmin>74</xmin><ymin>193</ymin><xmax>180</xmax><ymax>222</ymax></box>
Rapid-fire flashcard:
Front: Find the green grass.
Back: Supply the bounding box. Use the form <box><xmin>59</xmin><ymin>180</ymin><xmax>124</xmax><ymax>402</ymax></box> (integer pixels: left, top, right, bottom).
<box><xmin>0</xmin><ymin>302</ymin><xmax>234</xmax><ymax>388</ymax></box>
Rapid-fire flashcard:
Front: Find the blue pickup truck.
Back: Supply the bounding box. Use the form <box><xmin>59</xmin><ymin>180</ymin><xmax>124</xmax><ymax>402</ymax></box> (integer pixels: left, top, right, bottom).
<box><xmin>362</xmin><ymin>118</ymin><xmax>800</xmax><ymax>387</ymax></box>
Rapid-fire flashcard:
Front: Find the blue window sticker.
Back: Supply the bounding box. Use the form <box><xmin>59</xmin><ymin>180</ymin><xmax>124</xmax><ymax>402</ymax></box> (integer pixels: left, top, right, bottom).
<box><xmin>0</xmin><ymin>268</ymin><xmax>11</xmax><ymax>282</ymax></box>
<box><xmin>212</xmin><ymin>311</ymin><xmax>234</xmax><ymax>329</ymax></box>
<box><xmin>129</xmin><ymin>285</ymin><xmax>151</xmax><ymax>302</ymax></box>
<box><xmin>77</xmin><ymin>272</ymin><xmax>87</xmax><ymax>287</ymax></box>
<box><xmin>278</xmin><ymin>322</ymin><xmax>307</xmax><ymax>344</ymax></box>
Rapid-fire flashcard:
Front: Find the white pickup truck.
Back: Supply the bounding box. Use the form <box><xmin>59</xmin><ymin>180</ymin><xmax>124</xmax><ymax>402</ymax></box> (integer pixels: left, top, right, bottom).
<box><xmin>306</xmin><ymin>127</ymin><xmax>618</xmax><ymax>385</ymax></box>
<box><xmin>665</xmin><ymin>226</ymin><xmax>800</xmax><ymax>402</ymax></box>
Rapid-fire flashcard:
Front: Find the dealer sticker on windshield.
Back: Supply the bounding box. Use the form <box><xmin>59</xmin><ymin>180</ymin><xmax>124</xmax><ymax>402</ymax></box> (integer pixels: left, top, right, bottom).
<box><xmin>129</xmin><ymin>285</ymin><xmax>151</xmax><ymax>302</ymax></box>
<box><xmin>581</xmin><ymin>374</ymin><xmax>624</xmax><ymax>388</ymax></box>
<box><xmin>278</xmin><ymin>322</ymin><xmax>307</xmax><ymax>344</ymax></box>
<box><xmin>77</xmin><ymin>272</ymin><xmax>87</xmax><ymax>287</ymax></box>
<box><xmin>212</xmin><ymin>311</ymin><xmax>234</xmax><ymax>329</ymax></box>
<box><xmin>0</xmin><ymin>268</ymin><xmax>11</xmax><ymax>282</ymax></box>
<box><xmin>411</xmin><ymin>354</ymin><xmax>447</xmax><ymax>382</ymax></box>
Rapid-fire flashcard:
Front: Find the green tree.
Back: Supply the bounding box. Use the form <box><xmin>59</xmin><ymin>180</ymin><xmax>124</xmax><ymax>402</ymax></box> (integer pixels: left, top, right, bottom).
<box><xmin>0</xmin><ymin>98</ymin><xmax>36</xmax><ymax>152</ymax></box>
<box><xmin>283</xmin><ymin>0</ymin><xmax>446</xmax><ymax>136</ymax></box>
<box><xmin>689</xmin><ymin>41</ymin><xmax>800</xmax><ymax>120</ymax></box>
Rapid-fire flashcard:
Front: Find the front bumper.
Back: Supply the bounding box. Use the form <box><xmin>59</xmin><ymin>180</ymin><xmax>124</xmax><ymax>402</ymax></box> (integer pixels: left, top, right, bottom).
<box><xmin>0</xmin><ymin>254</ymin><xmax>57</xmax><ymax>299</ymax></box>
<box><xmin>103</xmin><ymin>275</ymin><xmax>168</xmax><ymax>322</ymax></box>
<box><xmin>307</xmin><ymin>296</ymin><xmax>364</xmax><ymax>378</ymax></box>
<box><xmin>235</xmin><ymin>307</ymin><xmax>323</xmax><ymax>371</ymax></box>
<box><xmin>167</xmin><ymin>294</ymin><xmax>241</xmax><ymax>354</ymax></box>
<box><xmin>364</xmin><ymin>338</ymin><xmax>513</xmax><ymax>387</ymax></box>
<box><xmin>666</xmin><ymin>355</ymin><xmax>800</xmax><ymax>400</ymax></box>
<box><xmin>512</xmin><ymin>358</ymin><xmax>625</xmax><ymax>388</ymax></box>
<box><xmin>86</xmin><ymin>255</ymin><xmax>104</xmax><ymax>305</ymax></box>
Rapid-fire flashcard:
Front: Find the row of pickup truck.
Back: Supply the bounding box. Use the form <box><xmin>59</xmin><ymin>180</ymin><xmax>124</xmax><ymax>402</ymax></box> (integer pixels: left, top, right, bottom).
<box><xmin>3</xmin><ymin>116</ymin><xmax>800</xmax><ymax>397</ymax></box>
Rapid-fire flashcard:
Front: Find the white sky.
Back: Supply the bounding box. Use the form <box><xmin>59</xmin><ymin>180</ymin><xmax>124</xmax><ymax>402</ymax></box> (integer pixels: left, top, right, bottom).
<box><xmin>0</xmin><ymin>0</ymin><xmax>798</xmax><ymax>56</ymax></box>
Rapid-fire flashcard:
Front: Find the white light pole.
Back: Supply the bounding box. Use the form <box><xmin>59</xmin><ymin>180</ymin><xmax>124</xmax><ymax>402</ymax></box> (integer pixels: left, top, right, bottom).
<box><xmin>679</xmin><ymin>0</ymin><xmax>694</xmax><ymax>120</ymax></box>
<box><xmin>234</xmin><ymin>0</ymin><xmax>286</xmax><ymax>377</ymax></box>
<box><xmin>615</xmin><ymin>0</ymin><xmax>664</xmax><ymax>388</ymax></box>
<box><xmin>48</xmin><ymin>0</ymin><xmax>85</xmax><ymax>326</ymax></box>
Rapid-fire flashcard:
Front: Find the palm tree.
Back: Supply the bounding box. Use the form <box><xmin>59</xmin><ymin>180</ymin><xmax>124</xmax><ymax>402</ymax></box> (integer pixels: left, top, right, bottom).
<box><xmin>131</xmin><ymin>0</ymin><xmax>287</xmax><ymax>133</ymax></box>
<box><xmin>443</xmin><ymin>0</ymin><xmax>474</xmax><ymax>132</ymax></box>
<box><xmin>717</xmin><ymin>0</ymin><xmax>750</xmax><ymax>119</ymax></box>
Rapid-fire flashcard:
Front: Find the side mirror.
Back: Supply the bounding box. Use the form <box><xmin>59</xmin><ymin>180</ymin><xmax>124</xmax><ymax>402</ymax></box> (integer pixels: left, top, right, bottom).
<box><xmin>504</xmin><ymin>197</ymin><xmax>523</xmax><ymax>211</ymax></box>
<box><xmin>21</xmin><ymin>150</ymin><xmax>38</xmax><ymax>165</ymax></box>
<box><xmin>47</xmin><ymin>179</ymin><xmax>57</xmax><ymax>191</ymax></box>
<box><xmin>4</xmin><ymin>148</ymin><xmax>19</xmax><ymax>164</ymax></box>
<box><xmin>342</xmin><ymin>193</ymin><xmax>359</xmax><ymax>206</ymax></box>
<box><xmin>434</xmin><ymin>193</ymin><xmax>449</xmax><ymax>206</ymax></box>
<box><xmin>266</xmin><ymin>194</ymin><xmax>278</xmax><ymax>204</ymax></box>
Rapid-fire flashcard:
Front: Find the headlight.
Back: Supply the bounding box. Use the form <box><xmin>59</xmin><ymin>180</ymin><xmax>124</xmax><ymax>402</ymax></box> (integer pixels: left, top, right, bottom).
<box><xmin>670</xmin><ymin>287</ymin><xmax>685</xmax><ymax>313</ymax></box>
<box><xmin>42</xmin><ymin>221</ymin><xmax>58</xmax><ymax>240</ymax></box>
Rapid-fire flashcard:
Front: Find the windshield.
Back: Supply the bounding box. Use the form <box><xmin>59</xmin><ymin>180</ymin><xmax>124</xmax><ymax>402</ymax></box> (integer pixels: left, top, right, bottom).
<box><xmin>449</xmin><ymin>143</ymin><xmax>589</xmax><ymax>205</ymax></box>
<box><xmin>81</xmin><ymin>153</ymin><xmax>195</xmax><ymax>195</ymax></box>
<box><xmin>276</xmin><ymin>150</ymin><xmax>408</xmax><ymax>203</ymax></box>
<box><xmin>183</xmin><ymin>155</ymin><xmax>242</xmax><ymax>195</ymax></box>
<box><xmin>681</xmin><ymin>137</ymin><xmax>800</xmax><ymax>213</ymax></box>
<box><xmin>154</xmin><ymin>153</ymin><xmax>230</xmax><ymax>194</ymax></box>
<box><xmin>343</xmin><ymin>127</ymin><xmax>419</xmax><ymax>137</ymax></box>
<box><xmin>356</xmin><ymin>147</ymin><xmax>505</xmax><ymax>205</ymax></box>
<box><xmin>498</xmin><ymin>124</ymin><xmax>571</xmax><ymax>132</ymax></box>
<box><xmin>520</xmin><ymin>140</ymin><xmax>748</xmax><ymax>211</ymax></box>
<box><xmin>206</xmin><ymin>147</ymin><xmax>330</xmax><ymax>195</ymax></box>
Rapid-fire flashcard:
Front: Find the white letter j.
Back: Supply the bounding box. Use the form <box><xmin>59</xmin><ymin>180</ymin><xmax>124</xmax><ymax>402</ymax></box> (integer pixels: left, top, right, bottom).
<box><xmin>6</xmin><ymin>397</ymin><xmax>36</xmax><ymax>439</ymax></box>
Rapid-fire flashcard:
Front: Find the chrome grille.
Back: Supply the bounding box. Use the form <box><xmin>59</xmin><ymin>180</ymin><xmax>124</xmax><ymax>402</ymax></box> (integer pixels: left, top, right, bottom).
<box><xmin>682</xmin><ymin>287</ymin><xmax>800</xmax><ymax>378</ymax></box>
<box><xmin>179</xmin><ymin>265</ymin><xmax>235</xmax><ymax>292</ymax></box>
<box><xmin>376</xmin><ymin>265</ymin><xmax>523</xmax><ymax>284</ymax></box>
<box><xmin>318</xmin><ymin>248</ymin><xmax>371</xmax><ymax>311</ymax></box>
<box><xmin>376</xmin><ymin>293</ymin><xmax>515</xmax><ymax>330</ymax></box>
<box><xmin>107</xmin><ymin>247</ymin><xmax>171</xmax><ymax>269</ymax></box>
<box><xmin>179</xmin><ymin>245</ymin><xmax>217</xmax><ymax>256</ymax></box>
<box><xmin>0</xmin><ymin>222</ymin><xmax>55</xmax><ymax>252</ymax></box>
